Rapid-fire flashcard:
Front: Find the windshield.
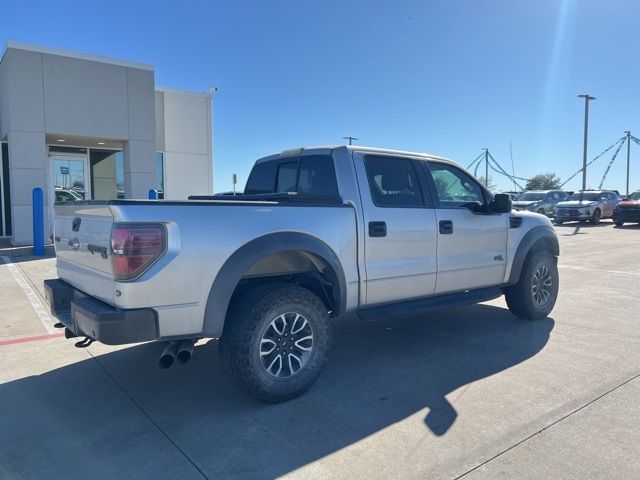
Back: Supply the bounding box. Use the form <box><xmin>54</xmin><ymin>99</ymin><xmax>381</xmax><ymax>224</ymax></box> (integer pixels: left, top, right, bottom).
<box><xmin>627</xmin><ymin>192</ymin><xmax>640</xmax><ymax>201</ymax></box>
<box><xmin>568</xmin><ymin>192</ymin><xmax>600</xmax><ymax>201</ymax></box>
<box><xmin>520</xmin><ymin>192</ymin><xmax>545</xmax><ymax>201</ymax></box>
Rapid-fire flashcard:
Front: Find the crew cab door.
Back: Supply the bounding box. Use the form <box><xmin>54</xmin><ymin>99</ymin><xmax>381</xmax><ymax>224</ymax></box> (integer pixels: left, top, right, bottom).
<box><xmin>354</xmin><ymin>153</ymin><xmax>438</xmax><ymax>305</ymax></box>
<box><xmin>423</xmin><ymin>161</ymin><xmax>508</xmax><ymax>295</ymax></box>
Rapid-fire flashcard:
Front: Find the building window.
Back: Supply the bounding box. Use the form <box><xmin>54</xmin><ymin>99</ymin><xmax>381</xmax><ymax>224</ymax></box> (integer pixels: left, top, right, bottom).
<box><xmin>1</xmin><ymin>143</ymin><xmax>11</xmax><ymax>236</ymax></box>
<box><xmin>90</xmin><ymin>149</ymin><xmax>124</xmax><ymax>200</ymax></box>
<box><xmin>156</xmin><ymin>152</ymin><xmax>164</xmax><ymax>199</ymax></box>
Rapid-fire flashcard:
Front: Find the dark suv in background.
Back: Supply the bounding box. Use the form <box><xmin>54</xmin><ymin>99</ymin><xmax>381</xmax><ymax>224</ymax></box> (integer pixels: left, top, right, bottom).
<box><xmin>512</xmin><ymin>190</ymin><xmax>569</xmax><ymax>216</ymax></box>
<box><xmin>613</xmin><ymin>191</ymin><xmax>640</xmax><ymax>226</ymax></box>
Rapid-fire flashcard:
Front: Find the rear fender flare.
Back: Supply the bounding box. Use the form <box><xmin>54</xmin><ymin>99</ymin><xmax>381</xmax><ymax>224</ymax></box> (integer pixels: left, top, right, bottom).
<box><xmin>202</xmin><ymin>232</ymin><xmax>346</xmax><ymax>338</ymax></box>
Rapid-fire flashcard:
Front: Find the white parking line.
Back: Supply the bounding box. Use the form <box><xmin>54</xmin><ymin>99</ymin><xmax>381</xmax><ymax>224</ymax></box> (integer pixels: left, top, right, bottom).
<box><xmin>1</xmin><ymin>255</ymin><xmax>57</xmax><ymax>334</ymax></box>
<box><xmin>559</xmin><ymin>264</ymin><xmax>640</xmax><ymax>277</ymax></box>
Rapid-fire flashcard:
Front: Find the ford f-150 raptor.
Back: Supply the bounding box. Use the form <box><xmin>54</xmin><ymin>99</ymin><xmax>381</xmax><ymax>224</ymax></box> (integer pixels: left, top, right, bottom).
<box><xmin>45</xmin><ymin>146</ymin><xmax>559</xmax><ymax>402</ymax></box>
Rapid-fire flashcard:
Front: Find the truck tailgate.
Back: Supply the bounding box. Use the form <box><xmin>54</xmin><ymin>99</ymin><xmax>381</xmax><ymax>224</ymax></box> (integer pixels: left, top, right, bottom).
<box><xmin>54</xmin><ymin>203</ymin><xmax>115</xmax><ymax>304</ymax></box>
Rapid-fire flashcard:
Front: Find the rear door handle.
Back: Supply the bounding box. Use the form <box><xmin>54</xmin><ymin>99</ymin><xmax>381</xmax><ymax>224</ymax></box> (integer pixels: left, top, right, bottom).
<box><xmin>368</xmin><ymin>221</ymin><xmax>387</xmax><ymax>237</ymax></box>
<box><xmin>439</xmin><ymin>220</ymin><xmax>453</xmax><ymax>234</ymax></box>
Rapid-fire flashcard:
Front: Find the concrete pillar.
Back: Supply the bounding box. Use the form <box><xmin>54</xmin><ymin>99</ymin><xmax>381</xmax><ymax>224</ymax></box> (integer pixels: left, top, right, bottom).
<box><xmin>123</xmin><ymin>139</ymin><xmax>157</xmax><ymax>199</ymax></box>
<box><xmin>7</xmin><ymin>131</ymin><xmax>48</xmax><ymax>245</ymax></box>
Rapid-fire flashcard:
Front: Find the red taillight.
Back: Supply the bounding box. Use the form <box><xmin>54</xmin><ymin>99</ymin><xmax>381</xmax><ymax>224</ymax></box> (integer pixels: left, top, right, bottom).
<box><xmin>111</xmin><ymin>224</ymin><xmax>166</xmax><ymax>281</ymax></box>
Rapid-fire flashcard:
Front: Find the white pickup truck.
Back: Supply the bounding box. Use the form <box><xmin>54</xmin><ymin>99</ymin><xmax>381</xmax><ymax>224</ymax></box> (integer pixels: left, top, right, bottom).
<box><xmin>45</xmin><ymin>146</ymin><xmax>559</xmax><ymax>402</ymax></box>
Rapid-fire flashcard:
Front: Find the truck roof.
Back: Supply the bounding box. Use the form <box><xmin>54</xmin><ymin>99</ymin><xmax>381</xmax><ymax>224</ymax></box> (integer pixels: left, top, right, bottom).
<box><xmin>255</xmin><ymin>145</ymin><xmax>459</xmax><ymax>168</ymax></box>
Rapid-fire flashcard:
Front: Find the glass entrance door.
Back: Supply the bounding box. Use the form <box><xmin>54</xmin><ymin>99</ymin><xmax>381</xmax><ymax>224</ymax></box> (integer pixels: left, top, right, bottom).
<box><xmin>51</xmin><ymin>156</ymin><xmax>89</xmax><ymax>201</ymax></box>
<box><xmin>48</xmin><ymin>152</ymin><xmax>90</xmax><ymax>235</ymax></box>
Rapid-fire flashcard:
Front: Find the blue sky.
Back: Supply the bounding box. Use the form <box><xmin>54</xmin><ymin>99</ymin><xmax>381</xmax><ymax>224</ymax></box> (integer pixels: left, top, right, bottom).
<box><xmin>3</xmin><ymin>0</ymin><xmax>639</xmax><ymax>193</ymax></box>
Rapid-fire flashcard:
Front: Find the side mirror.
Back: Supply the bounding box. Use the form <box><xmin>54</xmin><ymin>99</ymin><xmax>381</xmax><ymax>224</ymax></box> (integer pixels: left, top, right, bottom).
<box><xmin>492</xmin><ymin>193</ymin><xmax>512</xmax><ymax>214</ymax></box>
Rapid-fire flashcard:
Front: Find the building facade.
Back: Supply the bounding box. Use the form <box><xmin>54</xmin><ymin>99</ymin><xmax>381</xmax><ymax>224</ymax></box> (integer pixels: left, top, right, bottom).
<box><xmin>0</xmin><ymin>41</ymin><xmax>213</xmax><ymax>245</ymax></box>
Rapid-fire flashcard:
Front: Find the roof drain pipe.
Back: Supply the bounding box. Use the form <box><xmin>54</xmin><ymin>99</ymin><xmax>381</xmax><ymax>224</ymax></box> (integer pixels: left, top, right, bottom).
<box><xmin>176</xmin><ymin>339</ymin><xmax>197</xmax><ymax>364</ymax></box>
<box><xmin>159</xmin><ymin>341</ymin><xmax>179</xmax><ymax>369</ymax></box>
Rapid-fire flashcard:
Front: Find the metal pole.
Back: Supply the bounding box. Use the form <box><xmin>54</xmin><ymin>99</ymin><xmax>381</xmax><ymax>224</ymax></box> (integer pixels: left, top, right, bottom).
<box><xmin>625</xmin><ymin>131</ymin><xmax>631</xmax><ymax>196</ymax></box>
<box><xmin>578</xmin><ymin>94</ymin><xmax>596</xmax><ymax>190</ymax></box>
<box><xmin>32</xmin><ymin>187</ymin><xmax>44</xmax><ymax>256</ymax></box>
<box><xmin>484</xmin><ymin>148</ymin><xmax>489</xmax><ymax>188</ymax></box>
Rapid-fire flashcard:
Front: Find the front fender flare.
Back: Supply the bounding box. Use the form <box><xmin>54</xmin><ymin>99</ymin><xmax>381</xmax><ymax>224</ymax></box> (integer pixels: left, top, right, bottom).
<box><xmin>202</xmin><ymin>232</ymin><xmax>347</xmax><ymax>338</ymax></box>
<box><xmin>506</xmin><ymin>225</ymin><xmax>559</xmax><ymax>285</ymax></box>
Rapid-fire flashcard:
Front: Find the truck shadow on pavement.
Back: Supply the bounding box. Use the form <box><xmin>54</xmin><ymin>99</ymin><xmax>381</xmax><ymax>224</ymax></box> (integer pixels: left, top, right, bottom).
<box><xmin>0</xmin><ymin>304</ymin><xmax>554</xmax><ymax>479</ymax></box>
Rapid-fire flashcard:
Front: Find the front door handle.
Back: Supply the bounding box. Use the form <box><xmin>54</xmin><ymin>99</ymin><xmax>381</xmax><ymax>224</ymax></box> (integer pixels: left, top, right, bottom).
<box><xmin>439</xmin><ymin>220</ymin><xmax>453</xmax><ymax>234</ymax></box>
<box><xmin>368</xmin><ymin>221</ymin><xmax>387</xmax><ymax>237</ymax></box>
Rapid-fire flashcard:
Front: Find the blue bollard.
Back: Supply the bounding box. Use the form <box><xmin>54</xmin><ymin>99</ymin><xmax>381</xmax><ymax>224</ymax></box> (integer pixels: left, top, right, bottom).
<box><xmin>32</xmin><ymin>187</ymin><xmax>45</xmax><ymax>256</ymax></box>
<box><xmin>148</xmin><ymin>188</ymin><xmax>158</xmax><ymax>200</ymax></box>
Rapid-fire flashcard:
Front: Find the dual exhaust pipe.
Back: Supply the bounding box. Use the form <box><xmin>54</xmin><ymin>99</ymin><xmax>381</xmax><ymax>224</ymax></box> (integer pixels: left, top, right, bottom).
<box><xmin>159</xmin><ymin>339</ymin><xmax>197</xmax><ymax>369</ymax></box>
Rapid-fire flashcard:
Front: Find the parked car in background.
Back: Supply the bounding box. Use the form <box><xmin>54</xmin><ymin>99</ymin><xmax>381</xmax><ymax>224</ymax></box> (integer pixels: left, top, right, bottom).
<box><xmin>513</xmin><ymin>190</ymin><xmax>569</xmax><ymax>216</ymax></box>
<box><xmin>554</xmin><ymin>190</ymin><xmax>621</xmax><ymax>224</ymax></box>
<box><xmin>54</xmin><ymin>188</ymin><xmax>83</xmax><ymax>203</ymax></box>
<box><xmin>613</xmin><ymin>191</ymin><xmax>640</xmax><ymax>226</ymax></box>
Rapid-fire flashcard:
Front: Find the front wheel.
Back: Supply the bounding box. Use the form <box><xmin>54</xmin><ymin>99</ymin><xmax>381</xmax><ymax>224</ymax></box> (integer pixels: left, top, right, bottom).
<box><xmin>219</xmin><ymin>283</ymin><xmax>331</xmax><ymax>402</ymax></box>
<box><xmin>590</xmin><ymin>209</ymin><xmax>601</xmax><ymax>224</ymax></box>
<box><xmin>614</xmin><ymin>219</ymin><xmax>624</xmax><ymax>226</ymax></box>
<box><xmin>504</xmin><ymin>250</ymin><xmax>559</xmax><ymax>320</ymax></box>
<box><xmin>554</xmin><ymin>219</ymin><xmax>564</xmax><ymax>225</ymax></box>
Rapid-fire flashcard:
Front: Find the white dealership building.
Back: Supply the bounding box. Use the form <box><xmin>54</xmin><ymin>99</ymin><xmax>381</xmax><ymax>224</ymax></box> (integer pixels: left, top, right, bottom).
<box><xmin>0</xmin><ymin>41</ymin><xmax>213</xmax><ymax>245</ymax></box>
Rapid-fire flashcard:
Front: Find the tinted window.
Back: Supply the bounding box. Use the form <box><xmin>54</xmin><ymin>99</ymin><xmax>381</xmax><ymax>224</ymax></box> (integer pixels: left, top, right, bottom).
<box><xmin>568</xmin><ymin>192</ymin><xmax>599</xmax><ymax>201</ymax></box>
<box><xmin>245</xmin><ymin>156</ymin><xmax>339</xmax><ymax>197</ymax></box>
<box><xmin>276</xmin><ymin>162</ymin><xmax>298</xmax><ymax>193</ymax></box>
<box><xmin>428</xmin><ymin>162</ymin><xmax>485</xmax><ymax>207</ymax></box>
<box><xmin>297</xmin><ymin>156</ymin><xmax>338</xmax><ymax>196</ymax></box>
<box><xmin>244</xmin><ymin>160</ymin><xmax>279</xmax><ymax>194</ymax></box>
<box><xmin>521</xmin><ymin>192</ymin><xmax>545</xmax><ymax>201</ymax></box>
<box><xmin>364</xmin><ymin>156</ymin><xmax>425</xmax><ymax>207</ymax></box>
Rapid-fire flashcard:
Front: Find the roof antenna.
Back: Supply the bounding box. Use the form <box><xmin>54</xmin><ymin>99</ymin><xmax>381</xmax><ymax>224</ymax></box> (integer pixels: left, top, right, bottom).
<box><xmin>342</xmin><ymin>136</ymin><xmax>358</xmax><ymax>145</ymax></box>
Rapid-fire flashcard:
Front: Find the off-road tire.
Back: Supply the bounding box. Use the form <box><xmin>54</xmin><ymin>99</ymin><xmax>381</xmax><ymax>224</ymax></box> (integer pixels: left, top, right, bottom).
<box><xmin>590</xmin><ymin>209</ymin><xmax>601</xmax><ymax>225</ymax></box>
<box><xmin>504</xmin><ymin>250</ymin><xmax>558</xmax><ymax>320</ymax></box>
<box><xmin>219</xmin><ymin>283</ymin><xmax>331</xmax><ymax>402</ymax></box>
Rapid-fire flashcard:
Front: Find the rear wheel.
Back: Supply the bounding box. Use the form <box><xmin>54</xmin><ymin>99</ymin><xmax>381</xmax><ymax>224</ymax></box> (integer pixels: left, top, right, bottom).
<box><xmin>504</xmin><ymin>250</ymin><xmax>558</xmax><ymax>320</ymax></box>
<box><xmin>219</xmin><ymin>283</ymin><xmax>331</xmax><ymax>402</ymax></box>
<box><xmin>590</xmin><ymin>209</ymin><xmax>601</xmax><ymax>224</ymax></box>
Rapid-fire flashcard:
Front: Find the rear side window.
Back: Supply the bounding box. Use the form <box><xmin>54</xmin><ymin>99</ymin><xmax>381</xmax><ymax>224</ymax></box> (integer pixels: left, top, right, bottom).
<box><xmin>364</xmin><ymin>155</ymin><xmax>425</xmax><ymax>207</ymax></box>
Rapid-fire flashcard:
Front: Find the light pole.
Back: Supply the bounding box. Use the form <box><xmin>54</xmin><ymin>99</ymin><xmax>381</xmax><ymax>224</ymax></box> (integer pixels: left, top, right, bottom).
<box><xmin>578</xmin><ymin>94</ymin><xmax>596</xmax><ymax>190</ymax></box>
<box><xmin>624</xmin><ymin>131</ymin><xmax>631</xmax><ymax>196</ymax></box>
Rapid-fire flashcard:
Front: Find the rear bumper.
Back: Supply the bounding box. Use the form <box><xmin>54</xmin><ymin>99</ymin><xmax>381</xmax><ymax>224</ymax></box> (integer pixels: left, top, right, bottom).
<box><xmin>44</xmin><ymin>279</ymin><xmax>158</xmax><ymax>345</ymax></box>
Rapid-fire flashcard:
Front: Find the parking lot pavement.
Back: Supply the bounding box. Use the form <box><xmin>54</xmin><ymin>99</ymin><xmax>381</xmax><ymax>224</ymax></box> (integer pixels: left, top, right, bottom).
<box><xmin>0</xmin><ymin>220</ymin><xmax>639</xmax><ymax>479</ymax></box>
